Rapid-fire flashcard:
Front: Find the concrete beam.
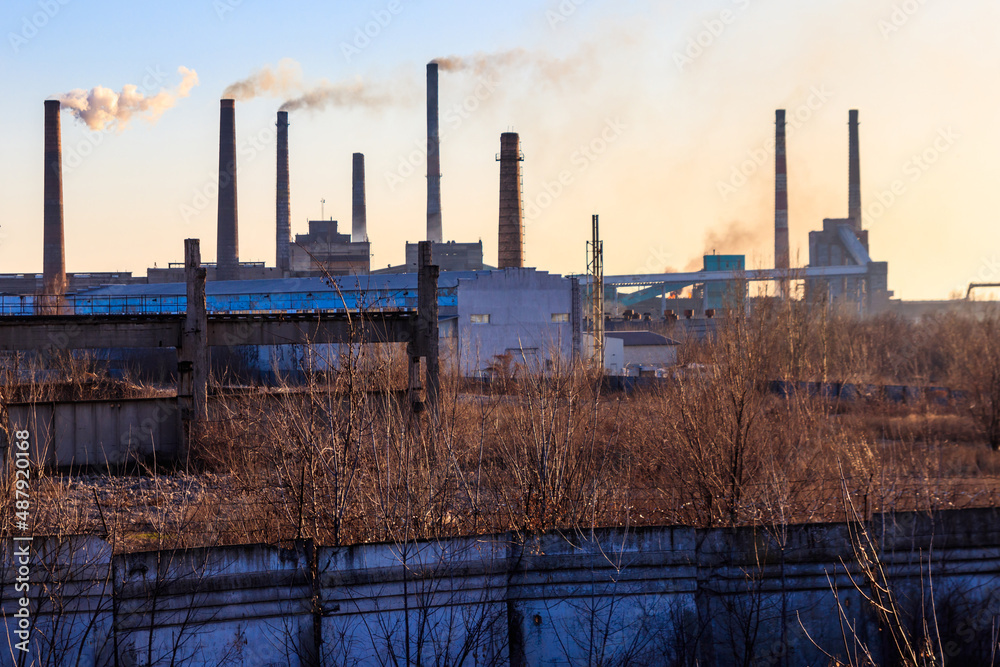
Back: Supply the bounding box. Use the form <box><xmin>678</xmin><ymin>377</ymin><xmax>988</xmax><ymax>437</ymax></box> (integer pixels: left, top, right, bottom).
<box><xmin>0</xmin><ymin>316</ymin><xmax>183</xmax><ymax>352</ymax></box>
<box><xmin>0</xmin><ymin>313</ymin><xmax>416</xmax><ymax>352</ymax></box>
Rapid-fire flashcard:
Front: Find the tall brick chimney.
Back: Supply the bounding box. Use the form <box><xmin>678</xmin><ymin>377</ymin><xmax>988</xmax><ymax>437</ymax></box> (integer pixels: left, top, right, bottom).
<box><xmin>848</xmin><ymin>109</ymin><xmax>861</xmax><ymax>230</ymax></box>
<box><xmin>774</xmin><ymin>110</ymin><xmax>789</xmax><ymax>271</ymax></box>
<box><xmin>497</xmin><ymin>132</ymin><xmax>524</xmax><ymax>269</ymax></box>
<box><xmin>43</xmin><ymin>99</ymin><xmax>66</xmax><ymax>300</ymax></box>
<box><xmin>426</xmin><ymin>62</ymin><xmax>443</xmax><ymax>243</ymax></box>
<box><xmin>276</xmin><ymin>110</ymin><xmax>290</xmax><ymax>274</ymax></box>
<box><xmin>217</xmin><ymin>99</ymin><xmax>239</xmax><ymax>280</ymax></box>
<box><xmin>352</xmin><ymin>153</ymin><xmax>367</xmax><ymax>242</ymax></box>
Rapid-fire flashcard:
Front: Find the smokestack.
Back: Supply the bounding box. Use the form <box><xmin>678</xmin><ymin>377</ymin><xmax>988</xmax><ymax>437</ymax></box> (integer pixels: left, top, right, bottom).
<box><xmin>352</xmin><ymin>153</ymin><xmax>367</xmax><ymax>242</ymax></box>
<box><xmin>43</xmin><ymin>100</ymin><xmax>66</xmax><ymax>299</ymax></box>
<box><xmin>497</xmin><ymin>132</ymin><xmax>524</xmax><ymax>269</ymax></box>
<box><xmin>774</xmin><ymin>110</ymin><xmax>789</xmax><ymax>275</ymax></box>
<box><xmin>217</xmin><ymin>99</ymin><xmax>239</xmax><ymax>280</ymax></box>
<box><xmin>848</xmin><ymin>109</ymin><xmax>861</xmax><ymax>230</ymax></box>
<box><xmin>276</xmin><ymin>110</ymin><xmax>290</xmax><ymax>274</ymax></box>
<box><xmin>426</xmin><ymin>62</ymin><xmax>443</xmax><ymax>244</ymax></box>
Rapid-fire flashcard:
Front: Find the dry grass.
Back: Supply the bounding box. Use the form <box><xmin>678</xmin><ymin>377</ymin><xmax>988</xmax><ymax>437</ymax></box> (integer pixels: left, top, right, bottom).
<box><xmin>3</xmin><ymin>302</ymin><xmax>1000</xmax><ymax>552</ymax></box>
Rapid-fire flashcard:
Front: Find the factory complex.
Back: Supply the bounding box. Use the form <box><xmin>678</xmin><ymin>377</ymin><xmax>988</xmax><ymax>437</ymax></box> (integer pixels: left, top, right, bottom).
<box><xmin>2</xmin><ymin>63</ymin><xmax>902</xmax><ymax>379</ymax></box>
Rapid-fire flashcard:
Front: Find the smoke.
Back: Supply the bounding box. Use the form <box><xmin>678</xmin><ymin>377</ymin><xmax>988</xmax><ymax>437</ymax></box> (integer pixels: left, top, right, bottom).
<box><xmin>222</xmin><ymin>58</ymin><xmax>302</xmax><ymax>101</ymax></box>
<box><xmin>59</xmin><ymin>66</ymin><xmax>199</xmax><ymax>131</ymax></box>
<box><xmin>703</xmin><ymin>220</ymin><xmax>767</xmax><ymax>255</ymax></box>
<box><xmin>432</xmin><ymin>49</ymin><xmax>532</xmax><ymax>76</ymax></box>
<box><xmin>678</xmin><ymin>221</ymin><xmax>768</xmax><ymax>271</ymax></box>
<box><xmin>280</xmin><ymin>79</ymin><xmax>395</xmax><ymax>112</ymax></box>
<box><xmin>223</xmin><ymin>58</ymin><xmax>399</xmax><ymax>113</ymax></box>
<box><xmin>432</xmin><ymin>45</ymin><xmax>598</xmax><ymax>85</ymax></box>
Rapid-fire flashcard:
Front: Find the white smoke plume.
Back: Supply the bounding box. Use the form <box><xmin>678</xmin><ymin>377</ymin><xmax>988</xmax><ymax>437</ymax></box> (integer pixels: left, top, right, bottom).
<box><xmin>223</xmin><ymin>58</ymin><xmax>399</xmax><ymax>113</ymax></box>
<box><xmin>59</xmin><ymin>66</ymin><xmax>199</xmax><ymax>131</ymax></box>
<box><xmin>222</xmin><ymin>58</ymin><xmax>303</xmax><ymax>101</ymax></box>
<box><xmin>279</xmin><ymin>78</ymin><xmax>395</xmax><ymax>112</ymax></box>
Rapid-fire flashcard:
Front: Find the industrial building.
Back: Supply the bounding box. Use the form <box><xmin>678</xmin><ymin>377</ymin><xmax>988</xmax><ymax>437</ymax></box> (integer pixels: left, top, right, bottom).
<box><xmin>3</xmin><ymin>64</ymin><xmax>919</xmax><ymax>387</ymax></box>
<box><xmin>804</xmin><ymin>110</ymin><xmax>891</xmax><ymax>312</ymax></box>
<box><xmin>5</xmin><ymin>267</ymin><xmax>581</xmax><ymax>379</ymax></box>
<box><xmin>598</xmin><ymin>108</ymin><xmax>893</xmax><ymax>323</ymax></box>
<box><xmin>290</xmin><ymin>220</ymin><xmax>371</xmax><ymax>275</ymax></box>
<box><xmin>605</xmin><ymin>330</ymin><xmax>681</xmax><ymax>374</ymax></box>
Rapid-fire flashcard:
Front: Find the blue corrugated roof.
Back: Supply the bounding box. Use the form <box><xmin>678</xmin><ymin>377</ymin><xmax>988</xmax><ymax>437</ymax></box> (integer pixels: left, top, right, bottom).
<box><xmin>76</xmin><ymin>271</ymin><xmax>494</xmax><ymax>297</ymax></box>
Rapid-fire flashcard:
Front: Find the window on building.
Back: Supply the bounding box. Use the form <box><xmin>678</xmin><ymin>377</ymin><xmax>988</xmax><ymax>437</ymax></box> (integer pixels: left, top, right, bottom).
<box><xmin>470</xmin><ymin>314</ymin><xmax>490</xmax><ymax>324</ymax></box>
<box><xmin>551</xmin><ymin>313</ymin><xmax>570</xmax><ymax>323</ymax></box>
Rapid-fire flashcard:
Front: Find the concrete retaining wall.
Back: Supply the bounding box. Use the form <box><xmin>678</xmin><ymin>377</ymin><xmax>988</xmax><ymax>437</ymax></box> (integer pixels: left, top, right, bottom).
<box><xmin>3</xmin><ymin>509</ymin><xmax>1000</xmax><ymax>665</ymax></box>
<box><xmin>6</xmin><ymin>398</ymin><xmax>180</xmax><ymax>469</ymax></box>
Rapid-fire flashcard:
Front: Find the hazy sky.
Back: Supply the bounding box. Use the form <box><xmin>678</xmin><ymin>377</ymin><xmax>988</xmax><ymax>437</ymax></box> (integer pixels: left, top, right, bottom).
<box><xmin>1</xmin><ymin>0</ymin><xmax>997</xmax><ymax>299</ymax></box>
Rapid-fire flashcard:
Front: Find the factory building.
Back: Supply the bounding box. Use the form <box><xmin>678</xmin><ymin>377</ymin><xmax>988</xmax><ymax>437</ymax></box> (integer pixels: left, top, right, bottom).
<box><xmin>447</xmin><ymin>269</ymin><xmax>579</xmax><ymax>375</ymax></box>
<box><xmin>605</xmin><ymin>331</ymin><xmax>681</xmax><ymax>374</ymax></box>
<box><xmin>804</xmin><ymin>110</ymin><xmax>891</xmax><ymax>312</ymax></box>
<box><xmin>290</xmin><ymin>220</ymin><xmax>371</xmax><ymax>275</ymax></box>
<box><xmin>701</xmin><ymin>254</ymin><xmax>746</xmax><ymax>311</ymax></box>
<box><xmin>18</xmin><ymin>268</ymin><xmax>581</xmax><ymax>379</ymax></box>
<box><xmin>402</xmin><ymin>241</ymin><xmax>485</xmax><ymax>273</ymax></box>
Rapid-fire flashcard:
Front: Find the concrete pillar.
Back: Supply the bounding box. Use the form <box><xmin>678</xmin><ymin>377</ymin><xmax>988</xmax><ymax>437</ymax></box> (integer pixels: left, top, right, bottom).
<box><xmin>178</xmin><ymin>239</ymin><xmax>208</xmax><ymax>465</ymax></box>
<box><xmin>409</xmin><ymin>241</ymin><xmax>439</xmax><ymax>415</ymax></box>
<box><xmin>419</xmin><ymin>241</ymin><xmax>439</xmax><ymax>411</ymax></box>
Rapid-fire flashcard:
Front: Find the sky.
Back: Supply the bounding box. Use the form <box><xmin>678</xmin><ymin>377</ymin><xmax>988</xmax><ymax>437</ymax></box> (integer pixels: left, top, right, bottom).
<box><xmin>0</xmin><ymin>0</ymin><xmax>997</xmax><ymax>300</ymax></box>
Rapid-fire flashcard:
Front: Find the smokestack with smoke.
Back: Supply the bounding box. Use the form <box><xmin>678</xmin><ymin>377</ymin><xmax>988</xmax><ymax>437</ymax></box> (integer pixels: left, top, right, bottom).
<box><xmin>775</xmin><ymin>110</ymin><xmax>790</xmax><ymax>293</ymax></box>
<box><xmin>352</xmin><ymin>153</ymin><xmax>367</xmax><ymax>243</ymax></box>
<box><xmin>43</xmin><ymin>100</ymin><xmax>66</xmax><ymax>300</ymax></box>
<box><xmin>848</xmin><ymin>109</ymin><xmax>861</xmax><ymax>230</ymax></box>
<box><xmin>217</xmin><ymin>99</ymin><xmax>239</xmax><ymax>281</ymax></box>
<box><xmin>276</xmin><ymin>111</ymin><xmax>290</xmax><ymax>275</ymax></box>
<box><xmin>58</xmin><ymin>66</ymin><xmax>198</xmax><ymax>131</ymax></box>
<box><xmin>497</xmin><ymin>132</ymin><xmax>524</xmax><ymax>269</ymax></box>
<box><xmin>426</xmin><ymin>62</ymin><xmax>443</xmax><ymax>244</ymax></box>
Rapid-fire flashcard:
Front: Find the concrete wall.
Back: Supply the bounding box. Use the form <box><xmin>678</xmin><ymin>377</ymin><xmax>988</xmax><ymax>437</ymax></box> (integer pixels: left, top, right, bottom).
<box><xmin>456</xmin><ymin>269</ymin><xmax>579</xmax><ymax>375</ymax></box>
<box><xmin>6</xmin><ymin>398</ymin><xmax>180</xmax><ymax>469</ymax></box>
<box><xmin>4</xmin><ymin>509</ymin><xmax>1000</xmax><ymax>666</ymax></box>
